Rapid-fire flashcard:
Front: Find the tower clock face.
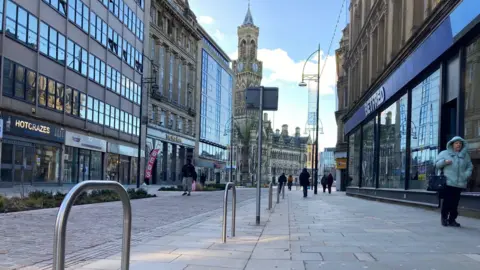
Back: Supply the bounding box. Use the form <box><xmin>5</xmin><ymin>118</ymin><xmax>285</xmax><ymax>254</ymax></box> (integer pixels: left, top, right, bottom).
<box><xmin>252</xmin><ymin>63</ymin><xmax>258</xmax><ymax>72</ymax></box>
<box><xmin>238</xmin><ymin>62</ymin><xmax>244</xmax><ymax>72</ymax></box>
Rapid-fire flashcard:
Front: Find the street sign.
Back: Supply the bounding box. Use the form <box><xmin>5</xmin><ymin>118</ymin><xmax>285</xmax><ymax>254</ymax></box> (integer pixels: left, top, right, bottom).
<box><xmin>245</xmin><ymin>87</ymin><xmax>278</xmax><ymax>111</ymax></box>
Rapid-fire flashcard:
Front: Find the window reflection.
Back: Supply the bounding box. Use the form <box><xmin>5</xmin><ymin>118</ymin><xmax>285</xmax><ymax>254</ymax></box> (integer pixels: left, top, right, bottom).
<box><xmin>464</xmin><ymin>37</ymin><xmax>480</xmax><ymax>192</ymax></box>
<box><xmin>348</xmin><ymin>129</ymin><xmax>361</xmax><ymax>187</ymax></box>
<box><xmin>362</xmin><ymin>118</ymin><xmax>376</xmax><ymax>187</ymax></box>
<box><xmin>379</xmin><ymin>94</ymin><xmax>408</xmax><ymax>188</ymax></box>
<box><xmin>410</xmin><ymin>69</ymin><xmax>440</xmax><ymax>189</ymax></box>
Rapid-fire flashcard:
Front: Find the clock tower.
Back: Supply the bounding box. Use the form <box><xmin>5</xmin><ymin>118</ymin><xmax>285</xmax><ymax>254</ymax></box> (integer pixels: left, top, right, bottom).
<box><xmin>232</xmin><ymin>3</ymin><xmax>263</xmax><ymax>118</ymax></box>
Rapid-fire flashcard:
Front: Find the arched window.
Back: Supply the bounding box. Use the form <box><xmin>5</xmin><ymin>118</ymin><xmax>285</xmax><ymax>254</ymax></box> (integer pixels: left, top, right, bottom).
<box><xmin>249</xmin><ymin>40</ymin><xmax>256</xmax><ymax>59</ymax></box>
<box><xmin>240</xmin><ymin>40</ymin><xmax>247</xmax><ymax>58</ymax></box>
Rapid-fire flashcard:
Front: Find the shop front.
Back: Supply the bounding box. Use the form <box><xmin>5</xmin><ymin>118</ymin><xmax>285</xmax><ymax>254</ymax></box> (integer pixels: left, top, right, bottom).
<box><xmin>63</xmin><ymin>131</ymin><xmax>106</xmax><ymax>183</ymax></box>
<box><xmin>344</xmin><ymin>0</ymin><xmax>480</xmax><ymax>211</ymax></box>
<box><xmin>106</xmin><ymin>143</ymin><xmax>139</xmax><ymax>184</ymax></box>
<box><xmin>0</xmin><ymin>114</ymin><xmax>65</xmax><ymax>186</ymax></box>
<box><xmin>146</xmin><ymin>128</ymin><xmax>195</xmax><ymax>185</ymax></box>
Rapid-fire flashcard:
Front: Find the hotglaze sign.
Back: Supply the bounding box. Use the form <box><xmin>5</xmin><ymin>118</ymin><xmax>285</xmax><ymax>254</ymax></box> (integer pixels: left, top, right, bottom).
<box><xmin>65</xmin><ymin>131</ymin><xmax>107</xmax><ymax>152</ymax></box>
<box><xmin>364</xmin><ymin>87</ymin><xmax>385</xmax><ymax>116</ymax></box>
<box><xmin>3</xmin><ymin>114</ymin><xmax>64</xmax><ymax>143</ymax></box>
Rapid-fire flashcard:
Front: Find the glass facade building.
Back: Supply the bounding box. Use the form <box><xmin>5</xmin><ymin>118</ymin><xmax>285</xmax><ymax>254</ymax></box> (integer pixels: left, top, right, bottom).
<box><xmin>196</xmin><ymin>29</ymin><xmax>234</xmax><ymax>183</ymax></box>
<box><xmin>0</xmin><ymin>0</ymin><xmax>144</xmax><ymax>187</ymax></box>
<box><xmin>344</xmin><ymin>0</ymin><xmax>480</xmax><ymax>209</ymax></box>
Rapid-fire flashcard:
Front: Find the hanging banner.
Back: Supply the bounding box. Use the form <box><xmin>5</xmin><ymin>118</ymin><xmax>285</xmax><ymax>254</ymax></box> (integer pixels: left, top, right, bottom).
<box><xmin>145</xmin><ymin>149</ymin><xmax>160</xmax><ymax>180</ymax></box>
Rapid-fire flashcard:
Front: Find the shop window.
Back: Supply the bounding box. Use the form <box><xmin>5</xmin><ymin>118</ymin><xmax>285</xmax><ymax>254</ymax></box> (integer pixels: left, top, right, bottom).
<box><xmin>379</xmin><ymin>94</ymin><xmax>408</xmax><ymax>189</ymax></box>
<box><xmin>43</xmin><ymin>0</ymin><xmax>67</xmax><ymax>16</ymax></box>
<box><xmin>34</xmin><ymin>145</ymin><xmax>61</xmax><ymax>183</ymax></box>
<box><xmin>464</xmin><ymin>37</ymin><xmax>480</xmax><ymax>192</ymax></box>
<box><xmin>90</xmin><ymin>11</ymin><xmax>107</xmax><ymax>47</ymax></box>
<box><xmin>410</xmin><ymin>69</ymin><xmax>440</xmax><ymax>189</ymax></box>
<box><xmin>347</xmin><ymin>128</ymin><xmax>361</xmax><ymax>187</ymax></box>
<box><xmin>67</xmin><ymin>39</ymin><xmax>88</xmax><ymax>76</ymax></box>
<box><xmin>67</xmin><ymin>0</ymin><xmax>89</xmax><ymax>33</ymax></box>
<box><xmin>2</xmin><ymin>59</ymin><xmax>36</xmax><ymax>104</ymax></box>
<box><xmin>5</xmin><ymin>1</ymin><xmax>38</xmax><ymax>49</ymax></box>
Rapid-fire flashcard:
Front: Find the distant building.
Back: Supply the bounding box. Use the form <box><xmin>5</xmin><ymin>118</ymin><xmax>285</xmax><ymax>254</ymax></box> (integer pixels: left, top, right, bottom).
<box><xmin>320</xmin><ymin>147</ymin><xmax>336</xmax><ymax>178</ymax></box>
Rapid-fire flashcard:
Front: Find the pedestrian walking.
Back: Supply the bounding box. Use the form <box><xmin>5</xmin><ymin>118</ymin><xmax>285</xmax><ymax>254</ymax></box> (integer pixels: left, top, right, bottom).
<box><xmin>181</xmin><ymin>159</ymin><xmax>196</xmax><ymax>196</ymax></box>
<box><xmin>327</xmin><ymin>173</ymin><xmax>334</xmax><ymax>194</ymax></box>
<box><xmin>200</xmin><ymin>173</ymin><xmax>206</xmax><ymax>187</ymax></box>
<box><xmin>278</xmin><ymin>173</ymin><xmax>287</xmax><ymax>196</ymax></box>
<box><xmin>299</xmin><ymin>168</ymin><xmax>310</xmax><ymax>198</ymax></box>
<box><xmin>435</xmin><ymin>136</ymin><xmax>472</xmax><ymax>227</ymax></box>
<box><xmin>320</xmin><ymin>175</ymin><xmax>327</xmax><ymax>193</ymax></box>
<box><xmin>287</xmin><ymin>175</ymin><xmax>293</xmax><ymax>191</ymax></box>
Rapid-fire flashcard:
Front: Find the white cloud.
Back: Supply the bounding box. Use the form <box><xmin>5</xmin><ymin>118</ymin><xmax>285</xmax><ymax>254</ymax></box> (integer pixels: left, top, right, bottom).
<box><xmin>198</xmin><ymin>16</ymin><xmax>214</xmax><ymax>25</ymax></box>
<box><xmin>213</xmin><ymin>29</ymin><xmax>225</xmax><ymax>41</ymax></box>
<box><xmin>228</xmin><ymin>48</ymin><xmax>337</xmax><ymax>96</ymax></box>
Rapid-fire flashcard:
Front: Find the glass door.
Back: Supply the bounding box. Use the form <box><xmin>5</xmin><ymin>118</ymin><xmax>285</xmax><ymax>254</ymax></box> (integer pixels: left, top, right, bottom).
<box><xmin>118</xmin><ymin>156</ymin><xmax>130</xmax><ymax>184</ymax></box>
<box><xmin>1</xmin><ymin>143</ymin><xmax>35</xmax><ymax>184</ymax></box>
<box><xmin>78</xmin><ymin>149</ymin><xmax>91</xmax><ymax>182</ymax></box>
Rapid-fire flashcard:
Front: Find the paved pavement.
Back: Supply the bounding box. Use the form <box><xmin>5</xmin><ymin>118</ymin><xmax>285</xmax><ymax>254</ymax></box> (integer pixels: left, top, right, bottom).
<box><xmin>69</xmin><ymin>188</ymin><xmax>480</xmax><ymax>270</ymax></box>
<box><xmin>0</xmin><ymin>188</ymin><xmax>264</xmax><ymax>270</ymax></box>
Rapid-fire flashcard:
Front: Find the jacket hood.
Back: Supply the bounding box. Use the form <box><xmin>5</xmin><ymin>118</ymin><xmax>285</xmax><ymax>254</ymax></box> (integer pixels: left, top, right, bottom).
<box><xmin>446</xmin><ymin>136</ymin><xmax>468</xmax><ymax>156</ymax></box>
<box><xmin>302</xmin><ymin>168</ymin><xmax>308</xmax><ymax>173</ymax></box>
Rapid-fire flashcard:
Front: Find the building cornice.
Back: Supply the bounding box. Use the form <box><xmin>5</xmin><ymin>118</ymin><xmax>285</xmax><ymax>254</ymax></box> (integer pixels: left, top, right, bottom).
<box><xmin>342</xmin><ymin>0</ymin><xmax>460</xmax><ymax>122</ymax></box>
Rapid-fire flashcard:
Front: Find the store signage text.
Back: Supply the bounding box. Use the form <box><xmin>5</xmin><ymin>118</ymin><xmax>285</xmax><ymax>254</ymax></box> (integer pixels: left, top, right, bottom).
<box><xmin>166</xmin><ymin>135</ymin><xmax>182</xmax><ymax>143</ymax></box>
<box><xmin>15</xmin><ymin>120</ymin><xmax>51</xmax><ymax>134</ymax></box>
<box><xmin>65</xmin><ymin>131</ymin><xmax>107</xmax><ymax>152</ymax></box>
<box><xmin>364</xmin><ymin>87</ymin><xmax>385</xmax><ymax>116</ymax></box>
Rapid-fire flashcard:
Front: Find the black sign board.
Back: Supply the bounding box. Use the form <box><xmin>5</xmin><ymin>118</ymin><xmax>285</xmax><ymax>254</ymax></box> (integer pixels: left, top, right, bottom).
<box><xmin>245</xmin><ymin>87</ymin><xmax>279</xmax><ymax>111</ymax></box>
<box><xmin>3</xmin><ymin>114</ymin><xmax>65</xmax><ymax>143</ymax></box>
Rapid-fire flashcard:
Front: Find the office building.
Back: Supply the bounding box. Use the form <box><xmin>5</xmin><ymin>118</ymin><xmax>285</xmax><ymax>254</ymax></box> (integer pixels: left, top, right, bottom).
<box><xmin>194</xmin><ymin>25</ymin><xmax>234</xmax><ymax>184</ymax></box>
<box><xmin>144</xmin><ymin>0</ymin><xmax>199</xmax><ymax>185</ymax></box>
<box><xmin>343</xmin><ymin>0</ymin><xmax>480</xmax><ymax>210</ymax></box>
<box><xmin>320</xmin><ymin>147</ymin><xmax>336</xmax><ymax>178</ymax></box>
<box><xmin>0</xmin><ymin>0</ymin><xmax>146</xmax><ymax>186</ymax></box>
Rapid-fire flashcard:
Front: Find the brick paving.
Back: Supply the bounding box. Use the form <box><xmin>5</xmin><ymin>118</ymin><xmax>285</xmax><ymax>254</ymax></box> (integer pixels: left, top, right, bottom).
<box><xmin>0</xmin><ymin>189</ymin><xmax>263</xmax><ymax>270</ymax></box>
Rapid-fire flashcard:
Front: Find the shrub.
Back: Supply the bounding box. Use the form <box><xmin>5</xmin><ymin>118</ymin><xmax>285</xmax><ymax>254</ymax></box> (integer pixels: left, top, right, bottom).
<box><xmin>0</xmin><ymin>186</ymin><xmax>156</xmax><ymax>214</ymax></box>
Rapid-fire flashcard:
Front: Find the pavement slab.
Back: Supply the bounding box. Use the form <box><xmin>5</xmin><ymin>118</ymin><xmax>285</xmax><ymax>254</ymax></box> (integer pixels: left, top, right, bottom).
<box><xmin>4</xmin><ymin>187</ymin><xmax>480</xmax><ymax>270</ymax></box>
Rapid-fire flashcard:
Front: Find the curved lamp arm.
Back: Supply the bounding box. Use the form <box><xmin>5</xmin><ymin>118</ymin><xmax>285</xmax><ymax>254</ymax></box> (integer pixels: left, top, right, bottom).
<box><xmin>299</xmin><ymin>49</ymin><xmax>320</xmax><ymax>85</ymax></box>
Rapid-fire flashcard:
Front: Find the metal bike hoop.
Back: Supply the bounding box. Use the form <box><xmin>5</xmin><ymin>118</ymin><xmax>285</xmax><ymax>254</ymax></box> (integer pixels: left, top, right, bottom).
<box><xmin>277</xmin><ymin>184</ymin><xmax>281</xmax><ymax>204</ymax></box>
<box><xmin>222</xmin><ymin>182</ymin><xmax>237</xmax><ymax>243</ymax></box>
<box><xmin>268</xmin><ymin>182</ymin><xmax>273</xmax><ymax>210</ymax></box>
<box><xmin>52</xmin><ymin>181</ymin><xmax>132</xmax><ymax>270</ymax></box>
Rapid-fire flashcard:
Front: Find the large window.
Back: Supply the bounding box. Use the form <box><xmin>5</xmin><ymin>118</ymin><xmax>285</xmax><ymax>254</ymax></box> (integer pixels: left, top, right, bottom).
<box><xmin>108</xmin><ymin>26</ymin><xmax>122</xmax><ymax>58</ymax></box>
<box><xmin>2</xmin><ymin>58</ymin><xmax>36</xmax><ymax>104</ymax></box>
<box><xmin>90</xmin><ymin>11</ymin><xmax>107</xmax><ymax>47</ymax></box>
<box><xmin>0</xmin><ymin>0</ymin><xmax>4</xmax><ymax>32</ymax></box>
<box><xmin>6</xmin><ymin>1</ymin><xmax>38</xmax><ymax>49</ymax></box>
<box><xmin>40</xmin><ymin>22</ymin><xmax>66</xmax><ymax>64</ymax></box>
<box><xmin>379</xmin><ymin>94</ymin><xmax>408</xmax><ymax>188</ymax></box>
<box><xmin>169</xmin><ymin>54</ymin><xmax>174</xmax><ymax>100</ymax></box>
<box><xmin>409</xmin><ymin>69</ymin><xmax>440</xmax><ymax>189</ymax></box>
<box><xmin>464</xmin><ymin>37</ymin><xmax>480</xmax><ymax>192</ymax></box>
<box><xmin>38</xmin><ymin>74</ymin><xmax>64</xmax><ymax>112</ymax></box>
<box><xmin>347</xmin><ymin>128</ymin><xmax>361</xmax><ymax>187</ymax></box>
<box><xmin>67</xmin><ymin>39</ymin><xmax>88</xmax><ymax>76</ymax></box>
<box><xmin>178</xmin><ymin>63</ymin><xmax>182</xmax><ymax>104</ymax></box>
<box><xmin>43</xmin><ymin>0</ymin><xmax>67</xmax><ymax>16</ymax></box>
<box><xmin>362</xmin><ymin>118</ymin><xmax>376</xmax><ymax>188</ymax></box>
<box><xmin>88</xmin><ymin>53</ymin><xmax>106</xmax><ymax>86</ymax></box>
<box><xmin>68</xmin><ymin>0</ymin><xmax>89</xmax><ymax>33</ymax></box>
<box><xmin>107</xmin><ymin>65</ymin><xmax>121</xmax><ymax>94</ymax></box>
<box><xmin>64</xmin><ymin>86</ymin><xmax>86</xmax><ymax>118</ymax></box>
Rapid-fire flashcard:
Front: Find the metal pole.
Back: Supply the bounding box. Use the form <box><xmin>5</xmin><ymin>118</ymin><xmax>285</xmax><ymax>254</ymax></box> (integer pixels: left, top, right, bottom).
<box><xmin>256</xmin><ymin>86</ymin><xmax>264</xmax><ymax>225</ymax></box>
<box><xmin>277</xmin><ymin>183</ymin><xmax>280</xmax><ymax>204</ymax></box>
<box><xmin>53</xmin><ymin>181</ymin><xmax>132</xmax><ymax>270</ymax></box>
<box><xmin>282</xmin><ymin>184</ymin><xmax>285</xmax><ymax>199</ymax></box>
<box><xmin>314</xmin><ymin>43</ymin><xmax>320</xmax><ymax>195</ymax></box>
<box><xmin>137</xmin><ymin>83</ymin><xmax>144</xmax><ymax>189</ymax></box>
<box><xmin>268</xmin><ymin>182</ymin><xmax>273</xmax><ymax>210</ymax></box>
<box><xmin>229</xmin><ymin>115</ymin><xmax>234</xmax><ymax>183</ymax></box>
<box><xmin>222</xmin><ymin>182</ymin><xmax>236</xmax><ymax>243</ymax></box>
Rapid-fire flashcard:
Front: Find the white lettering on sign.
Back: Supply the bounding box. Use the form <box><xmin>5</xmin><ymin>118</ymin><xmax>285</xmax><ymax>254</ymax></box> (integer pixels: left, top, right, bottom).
<box><xmin>364</xmin><ymin>87</ymin><xmax>385</xmax><ymax>116</ymax></box>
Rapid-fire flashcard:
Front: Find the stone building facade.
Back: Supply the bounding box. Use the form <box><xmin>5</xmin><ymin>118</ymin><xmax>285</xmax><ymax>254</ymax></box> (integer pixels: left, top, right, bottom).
<box><xmin>342</xmin><ymin>0</ymin><xmax>480</xmax><ymax>209</ymax></box>
<box><xmin>144</xmin><ymin>0</ymin><xmax>200</xmax><ymax>185</ymax></box>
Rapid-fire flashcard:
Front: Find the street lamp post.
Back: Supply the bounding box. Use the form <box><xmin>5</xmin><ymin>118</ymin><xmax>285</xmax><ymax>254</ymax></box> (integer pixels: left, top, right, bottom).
<box><xmin>224</xmin><ymin>115</ymin><xmax>235</xmax><ymax>183</ymax></box>
<box><xmin>299</xmin><ymin>43</ymin><xmax>321</xmax><ymax>195</ymax></box>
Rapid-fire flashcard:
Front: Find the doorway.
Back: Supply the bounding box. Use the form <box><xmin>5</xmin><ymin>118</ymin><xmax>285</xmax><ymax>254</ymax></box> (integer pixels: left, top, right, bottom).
<box><xmin>78</xmin><ymin>149</ymin><xmax>91</xmax><ymax>182</ymax></box>
<box><xmin>1</xmin><ymin>143</ymin><xmax>34</xmax><ymax>185</ymax></box>
<box><xmin>440</xmin><ymin>99</ymin><xmax>457</xmax><ymax>150</ymax></box>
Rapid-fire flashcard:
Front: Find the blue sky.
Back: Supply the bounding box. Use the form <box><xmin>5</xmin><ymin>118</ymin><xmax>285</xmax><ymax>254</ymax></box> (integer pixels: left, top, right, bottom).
<box><xmin>189</xmin><ymin>0</ymin><xmax>349</xmax><ymax>149</ymax></box>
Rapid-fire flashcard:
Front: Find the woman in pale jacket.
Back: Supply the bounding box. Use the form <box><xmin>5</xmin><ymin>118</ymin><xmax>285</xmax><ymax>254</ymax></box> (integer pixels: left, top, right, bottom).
<box><xmin>435</xmin><ymin>136</ymin><xmax>472</xmax><ymax>227</ymax></box>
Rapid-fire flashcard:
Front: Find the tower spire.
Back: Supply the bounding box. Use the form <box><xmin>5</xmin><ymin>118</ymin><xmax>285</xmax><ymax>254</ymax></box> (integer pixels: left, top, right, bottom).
<box><xmin>242</xmin><ymin>0</ymin><xmax>255</xmax><ymax>26</ymax></box>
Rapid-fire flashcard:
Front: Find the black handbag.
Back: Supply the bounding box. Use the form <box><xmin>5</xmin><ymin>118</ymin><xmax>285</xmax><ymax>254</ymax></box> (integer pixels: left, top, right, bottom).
<box><xmin>427</xmin><ymin>169</ymin><xmax>446</xmax><ymax>191</ymax></box>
